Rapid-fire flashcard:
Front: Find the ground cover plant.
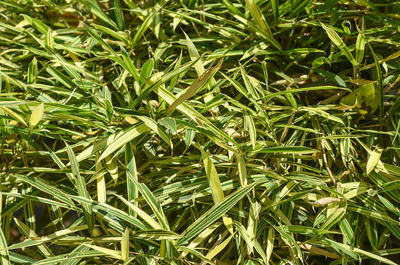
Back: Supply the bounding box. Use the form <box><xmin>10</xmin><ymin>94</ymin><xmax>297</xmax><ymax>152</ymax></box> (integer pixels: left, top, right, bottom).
<box><xmin>1</xmin><ymin>0</ymin><xmax>400</xmax><ymax>264</ymax></box>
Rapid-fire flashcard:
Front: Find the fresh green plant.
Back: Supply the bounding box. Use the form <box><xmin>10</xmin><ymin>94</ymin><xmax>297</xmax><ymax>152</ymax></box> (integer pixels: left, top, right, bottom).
<box><xmin>1</xmin><ymin>0</ymin><xmax>400</xmax><ymax>264</ymax></box>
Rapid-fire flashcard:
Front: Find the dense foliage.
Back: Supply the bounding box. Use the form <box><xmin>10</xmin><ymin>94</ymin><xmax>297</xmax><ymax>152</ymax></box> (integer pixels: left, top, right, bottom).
<box><xmin>1</xmin><ymin>0</ymin><xmax>400</xmax><ymax>264</ymax></box>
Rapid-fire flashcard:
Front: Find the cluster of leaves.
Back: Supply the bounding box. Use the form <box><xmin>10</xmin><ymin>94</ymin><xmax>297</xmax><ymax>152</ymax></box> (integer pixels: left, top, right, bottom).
<box><xmin>1</xmin><ymin>0</ymin><xmax>400</xmax><ymax>264</ymax></box>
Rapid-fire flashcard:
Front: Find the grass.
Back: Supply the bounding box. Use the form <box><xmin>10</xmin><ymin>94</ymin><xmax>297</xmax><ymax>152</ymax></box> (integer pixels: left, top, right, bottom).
<box><xmin>1</xmin><ymin>0</ymin><xmax>400</xmax><ymax>264</ymax></box>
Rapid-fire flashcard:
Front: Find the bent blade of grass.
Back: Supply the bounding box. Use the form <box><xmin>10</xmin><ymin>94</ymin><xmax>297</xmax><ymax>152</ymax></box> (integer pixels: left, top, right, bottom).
<box><xmin>116</xmin><ymin>194</ymin><xmax>163</xmax><ymax>230</ymax></box>
<box><xmin>120</xmin><ymin>46</ymin><xmax>140</xmax><ymax>82</ymax></box>
<box><xmin>177</xmin><ymin>246</ymin><xmax>215</xmax><ymax>265</ymax></box>
<box><xmin>71</xmin><ymin>196</ymin><xmax>146</xmax><ymax>231</ymax></box>
<box><xmin>92</xmin><ymin>24</ymin><xmax>127</xmax><ymax>42</ymax></box>
<box><xmin>0</xmin><ymin>192</ymin><xmax>70</xmax><ymax>210</ymax></box>
<box><xmin>240</xmin><ymin>64</ymin><xmax>259</xmax><ymax>99</ymax></box>
<box><xmin>130</xmin><ymin>180</ymin><xmax>170</xmax><ymax>230</ymax></box>
<box><xmin>205</xmin><ymin>234</ymin><xmax>233</xmax><ymax>260</ymax></box>
<box><xmin>83</xmin><ymin>23</ymin><xmax>120</xmax><ymax>59</ymax></box>
<box><xmin>180</xmin><ymin>223</ymin><xmax>221</xmax><ymax>258</ymax></box>
<box><xmin>130</xmin><ymin>57</ymin><xmax>201</xmax><ymax>108</ymax></box>
<box><xmin>378</xmin><ymin>195</ymin><xmax>400</xmax><ymax>218</ymax></box>
<box><xmin>178</xmin><ymin>182</ymin><xmax>257</xmax><ymax>245</ymax></box>
<box><xmin>13</xmin><ymin>218</ymin><xmax>53</xmax><ymax>257</ymax></box>
<box><xmin>0</xmin><ymin>106</ymin><xmax>27</xmax><ymax>127</ymax></box>
<box><xmin>59</xmin><ymin>245</ymin><xmax>91</xmax><ymax>265</ymax></box>
<box><xmin>44</xmin><ymin>143</ymin><xmax>74</xmax><ymax>183</ymax></box>
<box><xmin>83</xmin><ymin>244</ymin><xmax>122</xmax><ymax>260</ymax></box>
<box><xmin>9</xmin><ymin>225</ymin><xmax>88</xmax><ymax>250</ymax></box>
<box><xmin>222</xmin><ymin>0</ymin><xmax>241</xmax><ymax>16</ymax></box>
<box><xmin>233</xmin><ymin>221</ymin><xmax>255</xmax><ymax>258</ymax></box>
<box><xmin>12</xmin><ymin>174</ymin><xmax>75</xmax><ymax>208</ymax></box>
<box><xmin>273</xmin><ymin>224</ymin><xmax>303</xmax><ymax>263</ymax></box>
<box><xmin>154</xmin><ymin>83</ymin><xmax>240</xmax><ymax>148</ymax></box>
<box><xmin>325</xmin><ymin>239</ymin><xmax>397</xmax><ymax>265</ymax></box>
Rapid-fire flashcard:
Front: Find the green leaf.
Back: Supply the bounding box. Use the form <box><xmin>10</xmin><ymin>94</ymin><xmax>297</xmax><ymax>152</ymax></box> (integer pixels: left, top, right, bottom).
<box><xmin>113</xmin><ymin>0</ymin><xmax>125</xmax><ymax>30</ymax></box>
<box><xmin>205</xmin><ymin>234</ymin><xmax>233</xmax><ymax>260</ymax></box>
<box><xmin>140</xmin><ymin>59</ymin><xmax>154</xmax><ymax>83</ymax></box>
<box><xmin>0</xmin><ymin>227</ymin><xmax>11</xmax><ymax>265</ymax></box>
<box><xmin>121</xmin><ymin>228</ymin><xmax>129</xmax><ymax>261</ymax></box>
<box><xmin>356</xmin><ymin>32</ymin><xmax>366</xmax><ymax>66</ymax></box>
<box><xmin>244</xmin><ymin>113</ymin><xmax>257</xmax><ymax>149</ymax></box>
<box><xmin>9</xmin><ymin>225</ymin><xmax>88</xmax><ymax>250</ymax></box>
<box><xmin>125</xmin><ymin>142</ymin><xmax>138</xmax><ymax>216</ymax></box>
<box><xmin>166</xmin><ymin>59</ymin><xmax>223</xmax><ymax>115</ymax></box>
<box><xmin>340</xmin><ymin>83</ymin><xmax>379</xmax><ymax>114</ymax></box>
<box><xmin>271</xmin><ymin>0</ymin><xmax>279</xmax><ymax>20</ymax></box>
<box><xmin>83</xmin><ymin>244</ymin><xmax>122</xmax><ymax>260</ymax></box>
<box><xmin>179</xmin><ymin>182</ymin><xmax>257</xmax><ymax>245</ymax></box>
<box><xmin>245</xmin><ymin>0</ymin><xmax>281</xmax><ymax>50</ymax></box>
<box><xmin>12</xmin><ymin>174</ymin><xmax>76</xmax><ymax>209</ymax></box>
<box><xmin>320</xmin><ymin>22</ymin><xmax>356</xmax><ymax>66</ymax></box>
<box><xmin>66</xmin><ymin>143</ymin><xmax>94</xmax><ymax>234</ymax></box>
<box><xmin>122</xmin><ymin>176</ymin><xmax>170</xmax><ymax>230</ymax></box>
<box><xmin>136</xmin><ymin>116</ymin><xmax>172</xmax><ymax>147</ymax></box>
<box><xmin>79</xmin><ymin>0</ymin><xmax>118</xmax><ymax>30</ymax></box>
<box><xmin>184</xmin><ymin>31</ymin><xmax>205</xmax><ymax>76</ymax></box>
<box><xmin>97</xmin><ymin>123</ymin><xmax>149</xmax><ymax>163</ymax></box>
<box><xmin>116</xmin><ymin>194</ymin><xmax>163</xmax><ymax>229</ymax></box>
<box><xmin>29</xmin><ymin>103</ymin><xmax>44</xmax><ymax>128</ymax></box>
<box><xmin>366</xmin><ymin>148</ymin><xmax>383</xmax><ymax>175</ymax></box>
<box><xmin>132</xmin><ymin>13</ymin><xmax>153</xmax><ymax>45</ymax></box>
<box><xmin>27</xmin><ymin>57</ymin><xmax>37</xmax><ymax>84</ymax></box>
<box><xmin>320</xmin><ymin>208</ymin><xmax>346</xmax><ymax>230</ymax></box>
<box><xmin>22</xmin><ymin>14</ymin><xmax>49</xmax><ymax>35</ymax></box>
<box><xmin>200</xmin><ymin>148</ymin><xmax>224</xmax><ymax>204</ymax></box>
<box><xmin>254</xmin><ymin>146</ymin><xmax>317</xmax><ymax>154</ymax></box>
